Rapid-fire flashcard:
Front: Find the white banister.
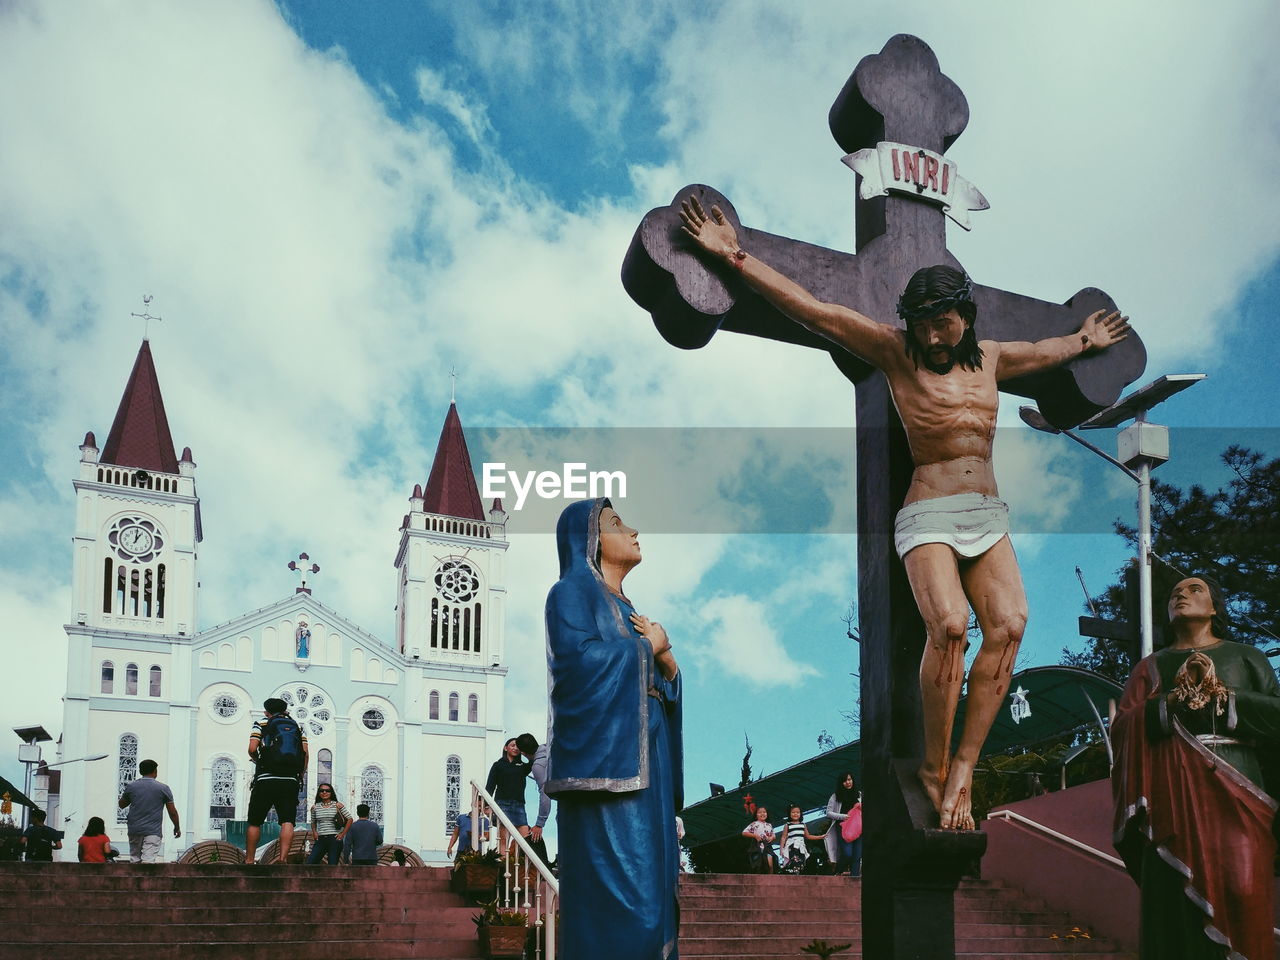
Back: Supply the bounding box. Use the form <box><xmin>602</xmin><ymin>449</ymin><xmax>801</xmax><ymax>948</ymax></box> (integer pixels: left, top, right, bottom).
<box><xmin>470</xmin><ymin>779</ymin><xmax>558</xmax><ymax>960</ymax></box>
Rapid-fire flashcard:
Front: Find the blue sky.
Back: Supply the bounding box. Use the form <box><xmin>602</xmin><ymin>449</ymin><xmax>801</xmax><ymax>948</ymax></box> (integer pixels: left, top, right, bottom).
<box><xmin>1</xmin><ymin>0</ymin><xmax>1278</xmax><ymax>824</ymax></box>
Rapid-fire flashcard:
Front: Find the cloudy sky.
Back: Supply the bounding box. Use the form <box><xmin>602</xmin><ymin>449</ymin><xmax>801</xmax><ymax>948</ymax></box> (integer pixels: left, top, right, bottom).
<box><xmin>2</xmin><ymin>0</ymin><xmax>1278</xmax><ymax>815</ymax></box>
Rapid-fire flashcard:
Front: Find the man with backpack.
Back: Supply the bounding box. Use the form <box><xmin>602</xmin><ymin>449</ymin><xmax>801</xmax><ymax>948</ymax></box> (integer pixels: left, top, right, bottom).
<box><xmin>245</xmin><ymin>697</ymin><xmax>308</xmax><ymax>864</ymax></box>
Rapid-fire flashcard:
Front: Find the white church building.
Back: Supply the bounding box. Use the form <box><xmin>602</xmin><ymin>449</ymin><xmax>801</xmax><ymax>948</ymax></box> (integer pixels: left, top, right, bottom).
<box><xmin>52</xmin><ymin>339</ymin><xmax>512</xmax><ymax>858</ymax></box>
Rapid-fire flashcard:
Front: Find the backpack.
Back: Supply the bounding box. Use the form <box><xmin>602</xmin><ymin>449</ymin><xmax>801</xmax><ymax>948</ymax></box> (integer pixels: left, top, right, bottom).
<box><xmin>258</xmin><ymin>715</ymin><xmax>304</xmax><ymax>775</ymax></box>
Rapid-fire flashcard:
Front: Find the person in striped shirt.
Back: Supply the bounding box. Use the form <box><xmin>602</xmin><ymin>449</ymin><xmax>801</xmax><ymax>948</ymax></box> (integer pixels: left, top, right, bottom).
<box><xmin>307</xmin><ymin>783</ymin><xmax>349</xmax><ymax>864</ymax></box>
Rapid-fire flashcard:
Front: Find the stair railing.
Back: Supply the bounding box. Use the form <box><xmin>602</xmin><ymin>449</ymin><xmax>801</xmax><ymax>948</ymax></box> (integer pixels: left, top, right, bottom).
<box><xmin>470</xmin><ymin>780</ymin><xmax>558</xmax><ymax>960</ymax></box>
<box><xmin>985</xmin><ymin>809</ymin><xmax>1124</xmax><ymax>868</ymax></box>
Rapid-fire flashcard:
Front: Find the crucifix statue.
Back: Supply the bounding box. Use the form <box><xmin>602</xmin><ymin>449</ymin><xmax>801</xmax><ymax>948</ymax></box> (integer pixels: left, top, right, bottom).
<box><xmin>622</xmin><ymin>34</ymin><xmax>1145</xmax><ymax>959</ymax></box>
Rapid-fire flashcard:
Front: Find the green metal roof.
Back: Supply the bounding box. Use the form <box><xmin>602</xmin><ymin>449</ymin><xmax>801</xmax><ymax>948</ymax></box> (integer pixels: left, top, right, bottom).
<box><xmin>680</xmin><ymin>665</ymin><xmax>1121</xmax><ymax>848</ymax></box>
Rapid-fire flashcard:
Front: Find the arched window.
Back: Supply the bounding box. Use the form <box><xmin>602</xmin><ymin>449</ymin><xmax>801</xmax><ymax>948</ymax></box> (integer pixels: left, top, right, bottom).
<box><xmin>102</xmin><ymin>558</ymin><xmax>113</xmax><ymax>613</ymax></box>
<box><xmin>445</xmin><ymin>755</ymin><xmax>462</xmax><ymax>837</ymax></box>
<box><xmin>295</xmin><ymin>770</ymin><xmax>309</xmax><ymax>826</ymax></box>
<box><xmin>149</xmin><ymin>665</ymin><xmax>162</xmax><ymax>697</ymax></box>
<box><xmin>448</xmin><ymin>692</ymin><xmax>459</xmax><ymax>722</ymax></box>
<box><xmin>116</xmin><ymin>734</ymin><xmax>138</xmax><ymax>823</ymax></box>
<box><xmin>318</xmin><ymin>748</ymin><xmax>333</xmax><ymax>788</ymax></box>
<box><xmin>101</xmin><ymin>661</ymin><xmax>114</xmax><ymax>695</ymax></box>
<box><xmin>209</xmin><ymin>758</ymin><xmax>236</xmax><ymax>828</ymax></box>
<box><xmin>428</xmin><ymin>690</ymin><xmax>440</xmax><ymax>721</ymax></box>
<box><xmin>156</xmin><ymin>563</ymin><xmax>166</xmax><ymax>618</ymax></box>
<box><xmin>125</xmin><ymin>663</ymin><xmax>138</xmax><ymax>696</ymax></box>
<box><xmin>467</xmin><ymin>694</ymin><xmax>479</xmax><ymax>724</ymax></box>
<box><xmin>361</xmin><ymin>766</ymin><xmax>384</xmax><ymax>824</ymax></box>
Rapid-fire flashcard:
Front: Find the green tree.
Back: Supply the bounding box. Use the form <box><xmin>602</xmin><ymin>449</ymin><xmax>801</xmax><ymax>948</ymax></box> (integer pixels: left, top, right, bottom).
<box><xmin>1063</xmin><ymin>445</ymin><xmax>1280</xmax><ymax>683</ymax></box>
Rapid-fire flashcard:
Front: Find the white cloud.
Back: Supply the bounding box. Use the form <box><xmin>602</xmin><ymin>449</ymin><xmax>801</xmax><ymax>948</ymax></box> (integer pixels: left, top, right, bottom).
<box><xmin>416</xmin><ymin>65</ymin><xmax>494</xmax><ymax>149</ymax></box>
<box><xmin>681</xmin><ymin>593</ymin><xmax>818</xmax><ymax>688</ymax></box>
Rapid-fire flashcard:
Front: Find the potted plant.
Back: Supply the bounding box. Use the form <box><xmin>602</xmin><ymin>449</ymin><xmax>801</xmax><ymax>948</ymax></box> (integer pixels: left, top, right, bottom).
<box><xmin>472</xmin><ymin>898</ymin><xmax>530</xmax><ymax>959</ymax></box>
<box><xmin>452</xmin><ymin>847</ymin><xmax>502</xmax><ymax>901</ymax></box>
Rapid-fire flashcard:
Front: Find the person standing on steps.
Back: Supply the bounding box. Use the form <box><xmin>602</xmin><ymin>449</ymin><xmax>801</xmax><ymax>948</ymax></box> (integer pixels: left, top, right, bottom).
<box><xmin>118</xmin><ymin>758</ymin><xmax>180</xmax><ymax>863</ymax></box>
<box><xmin>244</xmin><ymin>697</ymin><xmax>308</xmax><ymax>864</ymax></box>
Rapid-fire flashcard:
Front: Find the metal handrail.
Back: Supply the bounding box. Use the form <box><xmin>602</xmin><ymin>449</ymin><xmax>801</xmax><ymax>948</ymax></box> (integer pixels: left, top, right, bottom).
<box><xmin>468</xmin><ymin>780</ymin><xmax>558</xmax><ymax>960</ymax></box>
<box><xmin>988</xmin><ymin>808</ymin><xmax>1280</xmax><ymax>939</ymax></box>
<box><xmin>985</xmin><ymin>808</ymin><xmax>1125</xmax><ymax>868</ymax></box>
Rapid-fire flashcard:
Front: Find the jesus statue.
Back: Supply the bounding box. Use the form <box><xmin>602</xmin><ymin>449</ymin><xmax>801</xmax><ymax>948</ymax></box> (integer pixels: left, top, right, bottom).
<box><xmin>681</xmin><ymin>197</ymin><xmax>1130</xmax><ymax>829</ymax></box>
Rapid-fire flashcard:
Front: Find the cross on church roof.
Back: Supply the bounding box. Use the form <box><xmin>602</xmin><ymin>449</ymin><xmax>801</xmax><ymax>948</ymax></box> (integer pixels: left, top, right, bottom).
<box><xmin>288</xmin><ymin>553</ymin><xmax>319</xmax><ymax>595</ymax></box>
<box><xmin>130</xmin><ymin>294</ymin><xmax>163</xmax><ymax>341</ymax></box>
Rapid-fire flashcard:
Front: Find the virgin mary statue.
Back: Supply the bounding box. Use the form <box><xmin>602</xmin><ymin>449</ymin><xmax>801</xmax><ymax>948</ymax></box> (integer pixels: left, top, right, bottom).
<box><xmin>545</xmin><ymin>498</ymin><xmax>683</xmax><ymax>959</ymax></box>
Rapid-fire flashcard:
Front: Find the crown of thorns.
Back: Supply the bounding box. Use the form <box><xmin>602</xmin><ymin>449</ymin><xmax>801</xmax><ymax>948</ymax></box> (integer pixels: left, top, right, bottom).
<box><xmin>897</xmin><ymin>275</ymin><xmax>974</xmax><ymax>322</ymax></box>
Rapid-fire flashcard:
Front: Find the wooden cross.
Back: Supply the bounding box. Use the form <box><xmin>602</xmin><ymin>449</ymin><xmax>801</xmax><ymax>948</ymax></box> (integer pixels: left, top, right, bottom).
<box><xmin>622</xmin><ymin>35</ymin><xmax>1146</xmax><ymax>960</ymax></box>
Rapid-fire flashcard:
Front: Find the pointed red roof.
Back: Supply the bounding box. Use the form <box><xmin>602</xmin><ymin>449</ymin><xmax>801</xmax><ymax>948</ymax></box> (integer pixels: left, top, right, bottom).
<box><xmin>101</xmin><ymin>340</ymin><xmax>179</xmax><ymax>473</ymax></box>
<box><xmin>421</xmin><ymin>403</ymin><xmax>484</xmax><ymax>521</ymax></box>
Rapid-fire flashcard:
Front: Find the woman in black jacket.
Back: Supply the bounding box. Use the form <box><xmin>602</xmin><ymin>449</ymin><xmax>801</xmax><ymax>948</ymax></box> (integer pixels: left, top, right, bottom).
<box><xmin>485</xmin><ymin>737</ymin><xmax>531</xmax><ymax>853</ymax></box>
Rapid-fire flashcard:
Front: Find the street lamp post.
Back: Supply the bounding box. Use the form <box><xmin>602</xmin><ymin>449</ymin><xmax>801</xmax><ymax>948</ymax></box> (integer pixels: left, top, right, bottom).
<box><xmin>1020</xmin><ymin>373</ymin><xmax>1205</xmax><ymax>659</ymax></box>
<box><xmin>12</xmin><ymin>724</ymin><xmax>52</xmax><ymax>832</ymax></box>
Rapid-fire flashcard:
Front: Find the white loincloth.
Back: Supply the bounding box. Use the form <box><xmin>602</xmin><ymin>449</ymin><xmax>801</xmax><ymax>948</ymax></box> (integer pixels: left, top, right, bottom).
<box><xmin>894</xmin><ymin>493</ymin><xmax>1010</xmax><ymax>560</ymax></box>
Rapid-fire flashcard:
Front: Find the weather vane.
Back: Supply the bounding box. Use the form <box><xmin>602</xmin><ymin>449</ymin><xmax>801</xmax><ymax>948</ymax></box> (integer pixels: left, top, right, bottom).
<box><xmin>130</xmin><ymin>295</ymin><xmax>163</xmax><ymax>340</ymax></box>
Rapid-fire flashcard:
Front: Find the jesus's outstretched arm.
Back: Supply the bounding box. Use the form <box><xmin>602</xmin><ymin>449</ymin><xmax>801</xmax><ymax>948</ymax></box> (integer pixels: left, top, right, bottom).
<box><xmin>680</xmin><ymin>196</ymin><xmax>901</xmax><ymax>369</ymax></box>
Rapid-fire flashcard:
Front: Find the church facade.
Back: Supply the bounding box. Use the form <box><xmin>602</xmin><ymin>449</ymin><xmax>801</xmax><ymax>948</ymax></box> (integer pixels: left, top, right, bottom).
<box><xmin>54</xmin><ymin>340</ymin><xmax>512</xmax><ymax>858</ymax></box>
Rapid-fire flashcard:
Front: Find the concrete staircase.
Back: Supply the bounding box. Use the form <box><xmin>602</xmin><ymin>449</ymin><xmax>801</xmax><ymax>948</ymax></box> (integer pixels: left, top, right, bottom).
<box><xmin>678</xmin><ymin>872</ymin><xmax>1137</xmax><ymax>959</ymax></box>
<box><xmin>0</xmin><ymin>864</ymin><xmax>1136</xmax><ymax>959</ymax></box>
<box><xmin>0</xmin><ymin>862</ymin><xmax>482</xmax><ymax>959</ymax></box>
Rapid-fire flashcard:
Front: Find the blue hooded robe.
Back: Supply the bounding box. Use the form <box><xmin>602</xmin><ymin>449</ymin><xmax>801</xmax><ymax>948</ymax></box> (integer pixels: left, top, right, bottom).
<box><xmin>546</xmin><ymin>498</ymin><xmax>683</xmax><ymax>960</ymax></box>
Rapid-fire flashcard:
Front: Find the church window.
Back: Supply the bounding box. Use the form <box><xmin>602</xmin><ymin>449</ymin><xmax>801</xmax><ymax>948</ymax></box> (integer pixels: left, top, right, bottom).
<box><xmin>361</xmin><ymin>709</ymin><xmax>385</xmax><ymax>731</ymax></box>
<box><xmin>444</xmin><ymin>755</ymin><xmax>461</xmax><ymax>837</ymax></box>
<box><xmin>448</xmin><ymin>692</ymin><xmax>459</xmax><ymax>722</ymax></box>
<box><xmin>125</xmin><ymin>663</ymin><xmax>138</xmax><ymax>696</ymax></box>
<box><xmin>143</xmin><ymin>569</ymin><xmax>154</xmax><ymax>617</ymax></box>
<box><xmin>317</xmin><ymin>749</ymin><xmax>333</xmax><ymax>787</ymax></box>
<box><xmin>474</xmin><ymin>603</ymin><xmax>482</xmax><ymax>654</ymax></box>
<box><xmin>212</xmin><ymin>694</ymin><xmax>239</xmax><ymax>718</ymax></box>
<box><xmin>431</xmin><ymin>598</ymin><xmax>439</xmax><ymax>649</ymax></box>
<box><xmin>463</xmin><ymin>607</ymin><xmax>471</xmax><ymax>651</ymax></box>
<box><xmin>101</xmin><ymin>661</ymin><xmax>114</xmax><ymax>695</ymax></box>
<box><xmin>102</xmin><ymin>558</ymin><xmax>113</xmax><ymax>613</ymax></box>
<box><xmin>129</xmin><ymin>569</ymin><xmax>140</xmax><ymax>616</ymax></box>
<box><xmin>310</xmin><ymin>708</ymin><xmax>330</xmax><ymax>738</ymax></box>
<box><xmin>209</xmin><ymin>758</ymin><xmax>236</xmax><ymax>828</ymax></box>
<box><xmin>149</xmin><ymin>666</ymin><xmax>162</xmax><ymax>697</ymax></box>
<box><xmin>116</xmin><ymin>734</ymin><xmax>138</xmax><ymax>823</ymax></box>
<box><xmin>295</xmin><ymin>771</ymin><xmax>309</xmax><ymax>826</ymax></box>
<box><xmin>428</xmin><ymin>690</ymin><xmax>439</xmax><ymax>720</ymax></box>
<box><xmin>115</xmin><ymin>565</ymin><xmax>126</xmax><ymax>613</ymax></box>
<box><xmin>269</xmin><ymin>684</ymin><xmax>332</xmax><ymax>737</ymax></box>
<box><xmin>467</xmin><ymin>694</ymin><xmax>478</xmax><ymax>723</ymax></box>
<box><xmin>156</xmin><ymin>564</ymin><xmax>166</xmax><ymax>618</ymax></box>
<box><xmin>434</xmin><ymin>559</ymin><xmax>479</xmax><ymax>603</ymax></box>
<box><xmin>361</xmin><ymin>766</ymin><xmax>384</xmax><ymax>824</ymax></box>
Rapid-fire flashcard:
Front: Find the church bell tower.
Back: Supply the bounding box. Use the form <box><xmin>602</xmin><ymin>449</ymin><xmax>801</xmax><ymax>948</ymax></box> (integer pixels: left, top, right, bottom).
<box><xmin>394</xmin><ymin>402</ymin><xmax>508</xmax><ymax>667</ymax></box>
<box><xmin>70</xmin><ymin>339</ymin><xmax>201</xmax><ymax>636</ymax></box>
